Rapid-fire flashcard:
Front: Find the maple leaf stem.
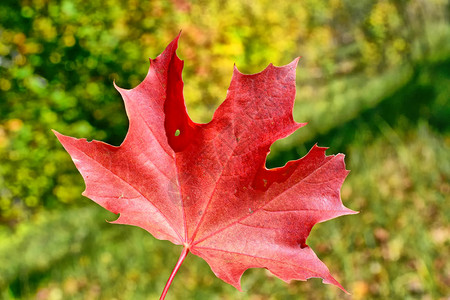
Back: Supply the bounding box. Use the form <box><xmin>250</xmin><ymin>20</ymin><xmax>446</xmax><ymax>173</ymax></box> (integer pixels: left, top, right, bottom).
<box><xmin>159</xmin><ymin>246</ymin><xmax>190</xmax><ymax>300</ymax></box>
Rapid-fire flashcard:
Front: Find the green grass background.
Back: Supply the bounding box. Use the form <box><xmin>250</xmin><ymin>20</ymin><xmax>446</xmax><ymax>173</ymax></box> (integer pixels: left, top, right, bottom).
<box><xmin>0</xmin><ymin>0</ymin><xmax>449</xmax><ymax>299</ymax></box>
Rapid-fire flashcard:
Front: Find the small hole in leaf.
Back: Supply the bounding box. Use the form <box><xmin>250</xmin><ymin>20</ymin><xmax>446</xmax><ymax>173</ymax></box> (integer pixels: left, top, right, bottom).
<box><xmin>175</xmin><ymin>129</ymin><xmax>181</xmax><ymax>136</ymax></box>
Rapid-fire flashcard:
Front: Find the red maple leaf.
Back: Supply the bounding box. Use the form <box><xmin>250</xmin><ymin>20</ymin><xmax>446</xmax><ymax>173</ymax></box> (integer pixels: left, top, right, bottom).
<box><xmin>54</xmin><ymin>35</ymin><xmax>356</xmax><ymax>298</ymax></box>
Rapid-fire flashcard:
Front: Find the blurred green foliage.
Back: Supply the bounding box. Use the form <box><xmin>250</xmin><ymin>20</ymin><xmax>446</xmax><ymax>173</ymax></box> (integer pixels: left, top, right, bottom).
<box><xmin>0</xmin><ymin>0</ymin><xmax>449</xmax><ymax>299</ymax></box>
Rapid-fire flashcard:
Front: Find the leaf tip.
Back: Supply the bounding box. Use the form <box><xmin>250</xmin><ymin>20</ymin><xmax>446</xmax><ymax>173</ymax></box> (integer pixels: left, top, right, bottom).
<box><xmin>52</xmin><ymin>130</ymin><xmax>63</xmax><ymax>144</ymax></box>
<box><xmin>232</xmin><ymin>63</ymin><xmax>243</xmax><ymax>76</ymax></box>
<box><xmin>291</xmin><ymin>56</ymin><xmax>301</xmax><ymax>67</ymax></box>
<box><xmin>51</xmin><ymin>129</ymin><xmax>62</xmax><ymax>138</ymax></box>
<box><xmin>322</xmin><ymin>273</ymin><xmax>349</xmax><ymax>294</ymax></box>
<box><xmin>52</xmin><ymin>130</ymin><xmax>72</xmax><ymax>145</ymax></box>
<box><xmin>231</xmin><ymin>280</ymin><xmax>244</xmax><ymax>292</ymax></box>
<box><xmin>346</xmin><ymin>207</ymin><xmax>360</xmax><ymax>215</ymax></box>
<box><xmin>112</xmin><ymin>79</ymin><xmax>124</xmax><ymax>93</ymax></box>
<box><xmin>169</xmin><ymin>31</ymin><xmax>181</xmax><ymax>52</ymax></box>
<box><xmin>295</xmin><ymin>121</ymin><xmax>308</xmax><ymax>129</ymax></box>
<box><xmin>337</xmin><ymin>205</ymin><xmax>359</xmax><ymax>216</ymax></box>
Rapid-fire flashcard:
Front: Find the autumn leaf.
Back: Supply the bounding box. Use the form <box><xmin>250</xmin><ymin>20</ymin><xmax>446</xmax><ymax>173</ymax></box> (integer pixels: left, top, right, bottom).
<box><xmin>54</xmin><ymin>34</ymin><xmax>356</xmax><ymax>299</ymax></box>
